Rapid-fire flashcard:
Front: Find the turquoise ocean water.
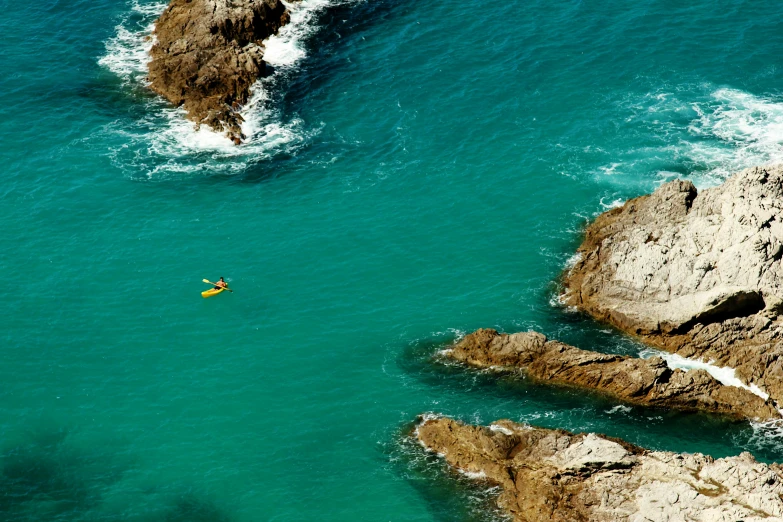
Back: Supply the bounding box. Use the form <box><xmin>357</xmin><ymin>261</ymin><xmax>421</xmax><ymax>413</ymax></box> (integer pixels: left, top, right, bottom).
<box><xmin>4</xmin><ymin>0</ymin><xmax>783</xmax><ymax>519</ymax></box>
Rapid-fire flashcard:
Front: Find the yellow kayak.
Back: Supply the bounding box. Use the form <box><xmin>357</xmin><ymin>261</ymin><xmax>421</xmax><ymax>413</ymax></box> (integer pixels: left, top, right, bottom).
<box><xmin>201</xmin><ymin>287</ymin><xmax>225</xmax><ymax>298</ymax></box>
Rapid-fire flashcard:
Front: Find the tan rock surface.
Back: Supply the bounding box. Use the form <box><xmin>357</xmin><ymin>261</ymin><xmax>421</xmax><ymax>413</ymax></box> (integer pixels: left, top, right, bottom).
<box><xmin>444</xmin><ymin>328</ymin><xmax>780</xmax><ymax>421</ymax></box>
<box><xmin>148</xmin><ymin>0</ymin><xmax>290</xmax><ymax>143</ymax></box>
<box><xmin>563</xmin><ymin>165</ymin><xmax>783</xmax><ymax>404</ymax></box>
<box><xmin>415</xmin><ymin>416</ymin><xmax>783</xmax><ymax>522</ymax></box>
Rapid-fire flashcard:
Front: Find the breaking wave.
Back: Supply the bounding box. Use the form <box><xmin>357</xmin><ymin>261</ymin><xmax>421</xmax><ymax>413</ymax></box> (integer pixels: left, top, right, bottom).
<box><xmin>99</xmin><ymin>1</ymin><xmax>165</xmax><ymax>83</ymax></box>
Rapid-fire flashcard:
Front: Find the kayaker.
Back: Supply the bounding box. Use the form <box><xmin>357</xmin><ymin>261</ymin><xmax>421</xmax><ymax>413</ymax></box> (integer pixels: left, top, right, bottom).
<box><xmin>214</xmin><ymin>277</ymin><xmax>228</xmax><ymax>290</ymax></box>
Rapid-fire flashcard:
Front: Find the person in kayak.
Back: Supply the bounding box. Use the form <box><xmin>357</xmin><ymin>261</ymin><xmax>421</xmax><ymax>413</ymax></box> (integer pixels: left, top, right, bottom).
<box><xmin>214</xmin><ymin>277</ymin><xmax>228</xmax><ymax>290</ymax></box>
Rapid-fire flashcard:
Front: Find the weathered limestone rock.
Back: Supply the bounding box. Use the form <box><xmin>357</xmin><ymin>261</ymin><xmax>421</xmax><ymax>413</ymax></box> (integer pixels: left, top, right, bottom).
<box><xmin>563</xmin><ymin>165</ymin><xmax>783</xmax><ymax>404</ymax></box>
<box><xmin>148</xmin><ymin>0</ymin><xmax>290</xmax><ymax>142</ymax></box>
<box><xmin>444</xmin><ymin>328</ymin><xmax>780</xmax><ymax>421</ymax></box>
<box><xmin>415</xmin><ymin>416</ymin><xmax>783</xmax><ymax>522</ymax></box>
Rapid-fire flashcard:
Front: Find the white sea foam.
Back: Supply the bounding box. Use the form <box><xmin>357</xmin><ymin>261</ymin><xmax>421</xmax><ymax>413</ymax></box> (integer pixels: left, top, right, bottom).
<box><xmin>598</xmin><ymin>197</ymin><xmax>624</xmax><ymax>210</ymax></box>
<box><xmin>749</xmin><ymin>419</ymin><xmax>783</xmax><ymax>452</ymax></box>
<box><xmin>427</xmin><ymin>328</ymin><xmax>467</xmax><ymax>342</ymax></box>
<box><xmin>564</xmin><ymin>253</ymin><xmax>582</xmax><ymax>269</ymax></box>
<box><xmin>98</xmin><ymin>0</ymin><xmax>346</xmax><ymax>175</ymax></box>
<box><xmin>549</xmin><ymin>290</ymin><xmax>577</xmax><ymax>312</ymax></box>
<box><xmin>598</xmin><ymin>163</ymin><xmax>622</xmax><ymax>176</ymax></box>
<box><xmin>688</xmin><ymin>88</ymin><xmax>783</xmax><ymax>181</ymax></box>
<box><xmin>99</xmin><ymin>1</ymin><xmax>165</xmax><ymax>82</ymax></box>
<box><xmin>639</xmin><ymin>348</ymin><xmax>770</xmax><ymax>400</ymax></box>
<box><xmin>607</xmin><ymin>405</ymin><xmax>632</xmax><ymax>414</ymax></box>
<box><xmin>458</xmin><ymin>469</ymin><xmax>488</xmax><ymax>480</ymax></box>
<box><xmin>263</xmin><ymin>0</ymin><xmax>337</xmax><ymax>67</ymax></box>
<box><xmin>416</xmin><ymin>412</ymin><xmax>442</xmax><ymax>425</ymax></box>
<box><xmin>630</xmin><ymin>87</ymin><xmax>783</xmax><ymax>188</ymax></box>
<box><xmin>488</xmin><ymin>424</ymin><xmax>514</xmax><ymax>436</ymax></box>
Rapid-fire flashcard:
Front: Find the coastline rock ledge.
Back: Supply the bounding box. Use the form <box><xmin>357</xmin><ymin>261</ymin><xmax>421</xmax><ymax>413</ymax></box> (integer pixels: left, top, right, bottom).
<box><xmin>148</xmin><ymin>0</ymin><xmax>290</xmax><ymax>143</ymax></box>
<box><xmin>444</xmin><ymin>328</ymin><xmax>780</xmax><ymax>421</ymax></box>
<box><xmin>416</xmin><ymin>416</ymin><xmax>783</xmax><ymax>522</ymax></box>
<box><xmin>563</xmin><ymin>165</ymin><xmax>783</xmax><ymax>404</ymax></box>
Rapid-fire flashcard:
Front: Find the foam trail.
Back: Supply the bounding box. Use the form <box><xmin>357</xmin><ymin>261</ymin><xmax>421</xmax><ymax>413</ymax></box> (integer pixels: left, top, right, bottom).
<box><xmin>639</xmin><ymin>348</ymin><xmax>769</xmax><ymax>400</ymax></box>
<box><xmin>258</xmin><ymin>0</ymin><xmax>366</xmax><ymax>69</ymax></box>
<box><xmin>564</xmin><ymin>253</ymin><xmax>582</xmax><ymax>269</ymax></box>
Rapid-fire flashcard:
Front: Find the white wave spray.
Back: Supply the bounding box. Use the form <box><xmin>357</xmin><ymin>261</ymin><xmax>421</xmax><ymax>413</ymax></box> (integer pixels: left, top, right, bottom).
<box><xmin>98</xmin><ymin>0</ymin><xmax>348</xmax><ymax>176</ymax></box>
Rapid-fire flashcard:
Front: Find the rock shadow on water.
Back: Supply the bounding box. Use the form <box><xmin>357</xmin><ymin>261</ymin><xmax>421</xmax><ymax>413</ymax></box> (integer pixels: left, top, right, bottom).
<box><xmin>0</xmin><ymin>425</ymin><xmax>237</xmax><ymax>522</ymax></box>
<box><xmin>160</xmin><ymin>491</ymin><xmax>234</xmax><ymax>522</ymax></box>
<box><xmin>282</xmin><ymin>0</ymin><xmax>411</xmax><ymax>101</ymax></box>
<box><xmin>86</xmin><ymin>72</ymin><xmax>171</xmax><ymax>122</ymax></box>
<box><xmin>538</xmin><ymin>302</ymin><xmax>651</xmax><ymax>358</ymax></box>
<box><xmin>239</xmin><ymin>0</ymin><xmax>416</xmax><ymax>184</ymax></box>
<box><xmin>0</xmin><ymin>426</ymin><xmax>126</xmax><ymax>521</ymax></box>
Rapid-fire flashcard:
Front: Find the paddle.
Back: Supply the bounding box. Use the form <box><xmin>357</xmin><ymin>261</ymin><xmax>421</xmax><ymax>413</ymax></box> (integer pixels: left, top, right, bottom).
<box><xmin>202</xmin><ymin>278</ymin><xmax>233</xmax><ymax>293</ymax></box>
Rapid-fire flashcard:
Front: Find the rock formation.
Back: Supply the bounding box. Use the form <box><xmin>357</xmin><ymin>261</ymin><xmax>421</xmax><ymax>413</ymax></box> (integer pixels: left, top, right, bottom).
<box><xmin>563</xmin><ymin>165</ymin><xmax>783</xmax><ymax>405</ymax></box>
<box><xmin>415</xmin><ymin>416</ymin><xmax>783</xmax><ymax>522</ymax></box>
<box><xmin>148</xmin><ymin>0</ymin><xmax>290</xmax><ymax>143</ymax></box>
<box><xmin>443</xmin><ymin>328</ymin><xmax>780</xmax><ymax>421</ymax></box>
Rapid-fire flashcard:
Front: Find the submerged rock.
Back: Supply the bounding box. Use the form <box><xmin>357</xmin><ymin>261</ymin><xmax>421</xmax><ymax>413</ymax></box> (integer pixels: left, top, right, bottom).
<box><xmin>415</xmin><ymin>416</ymin><xmax>783</xmax><ymax>522</ymax></box>
<box><xmin>148</xmin><ymin>0</ymin><xmax>290</xmax><ymax>143</ymax></box>
<box><xmin>444</xmin><ymin>328</ymin><xmax>780</xmax><ymax>421</ymax></box>
<box><xmin>563</xmin><ymin>165</ymin><xmax>783</xmax><ymax>405</ymax></box>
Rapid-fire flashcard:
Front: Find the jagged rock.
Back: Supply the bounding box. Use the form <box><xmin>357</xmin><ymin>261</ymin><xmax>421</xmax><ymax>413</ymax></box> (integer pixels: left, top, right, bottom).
<box><xmin>415</xmin><ymin>416</ymin><xmax>783</xmax><ymax>522</ymax></box>
<box><xmin>563</xmin><ymin>165</ymin><xmax>783</xmax><ymax>404</ymax></box>
<box><xmin>148</xmin><ymin>0</ymin><xmax>290</xmax><ymax>143</ymax></box>
<box><xmin>444</xmin><ymin>329</ymin><xmax>780</xmax><ymax>421</ymax></box>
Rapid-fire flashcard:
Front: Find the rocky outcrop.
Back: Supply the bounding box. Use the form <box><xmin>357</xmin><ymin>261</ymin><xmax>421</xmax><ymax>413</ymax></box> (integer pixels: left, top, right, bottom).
<box><xmin>148</xmin><ymin>0</ymin><xmax>290</xmax><ymax>143</ymax></box>
<box><xmin>415</xmin><ymin>416</ymin><xmax>783</xmax><ymax>522</ymax></box>
<box><xmin>563</xmin><ymin>165</ymin><xmax>783</xmax><ymax>404</ymax></box>
<box><xmin>443</xmin><ymin>328</ymin><xmax>780</xmax><ymax>421</ymax></box>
